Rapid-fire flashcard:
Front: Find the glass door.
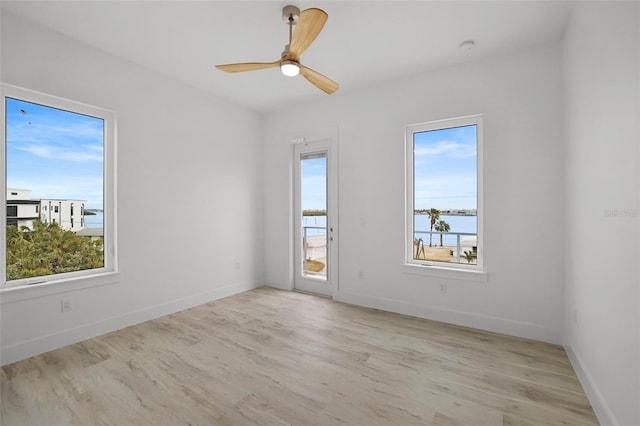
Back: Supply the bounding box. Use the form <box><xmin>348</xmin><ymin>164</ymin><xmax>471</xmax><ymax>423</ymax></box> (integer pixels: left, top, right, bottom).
<box><xmin>293</xmin><ymin>131</ymin><xmax>337</xmax><ymax>297</ymax></box>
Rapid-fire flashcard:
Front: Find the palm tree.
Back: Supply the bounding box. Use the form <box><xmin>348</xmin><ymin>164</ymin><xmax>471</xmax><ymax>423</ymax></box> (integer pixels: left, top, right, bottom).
<box><xmin>435</xmin><ymin>220</ymin><xmax>450</xmax><ymax>247</ymax></box>
<box><xmin>463</xmin><ymin>250</ymin><xmax>475</xmax><ymax>264</ymax></box>
<box><xmin>426</xmin><ymin>208</ymin><xmax>440</xmax><ymax>247</ymax></box>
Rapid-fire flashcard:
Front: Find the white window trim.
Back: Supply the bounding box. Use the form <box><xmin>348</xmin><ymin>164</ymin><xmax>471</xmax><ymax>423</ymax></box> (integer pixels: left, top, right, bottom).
<box><xmin>404</xmin><ymin>114</ymin><xmax>485</xmax><ymax>279</ymax></box>
<box><xmin>1</xmin><ymin>83</ymin><xmax>118</xmax><ymax>290</ymax></box>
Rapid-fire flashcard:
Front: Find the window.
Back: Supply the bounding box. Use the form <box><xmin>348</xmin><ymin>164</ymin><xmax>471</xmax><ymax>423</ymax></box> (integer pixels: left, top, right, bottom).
<box><xmin>2</xmin><ymin>83</ymin><xmax>117</xmax><ymax>287</ymax></box>
<box><xmin>405</xmin><ymin>114</ymin><xmax>483</xmax><ymax>271</ymax></box>
<box><xmin>7</xmin><ymin>206</ymin><xmax>17</xmax><ymax>217</ymax></box>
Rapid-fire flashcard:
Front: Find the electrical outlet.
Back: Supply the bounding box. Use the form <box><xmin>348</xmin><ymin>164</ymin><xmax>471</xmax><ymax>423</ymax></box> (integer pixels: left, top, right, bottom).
<box><xmin>358</xmin><ymin>269</ymin><xmax>365</xmax><ymax>279</ymax></box>
<box><xmin>61</xmin><ymin>299</ymin><xmax>72</xmax><ymax>313</ymax></box>
<box><xmin>440</xmin><ymin>282</ymin><xmax>447</xmax><ymax>295</ymax></box>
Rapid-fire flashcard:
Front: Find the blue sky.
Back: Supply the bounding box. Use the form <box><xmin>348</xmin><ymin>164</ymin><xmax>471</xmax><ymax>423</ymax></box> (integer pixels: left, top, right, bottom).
<box><xmin>5</xmin><ymin>98</ymin><xmax>104</xmax><ymax>209</ymax></box>
<box><xmin>301</xmin><ymin>156</ymin><xmax>326</xmax><ymax>210</ymax></box>
<box><xmin>5</xmin><ymin>99</ymin><xmax>473</xmax><ymax>214</ymax></box>
<box><xmin>414</xmin><ymin>124</ymin><xmax>477</xmax><ymax>210</ymax></box>
<box><xmin>299</xmin><ymin>126</ymin><xmax>476</xmax><ymax>213</ymax></box>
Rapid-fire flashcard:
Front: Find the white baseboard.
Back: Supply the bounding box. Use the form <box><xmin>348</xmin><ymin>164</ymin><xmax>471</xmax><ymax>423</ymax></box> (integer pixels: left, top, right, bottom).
<box><xmin>564</xmin><ymin>338</ymin><xmax>616</xmax><ymax>426</ymax></box>
<box><xmin>262</xmin><ymin>279</ymin><xmax>292</xmax><ymax>291</ymax></box>
<box><xmin>1</xmin><ymin>280</ymin><xmax>259</xmax><ymax>366</ymax></box>
<box><xmin>334</xmin><ymin>290</ymin><xmax>563</xmax><ymax>345</ymax></box>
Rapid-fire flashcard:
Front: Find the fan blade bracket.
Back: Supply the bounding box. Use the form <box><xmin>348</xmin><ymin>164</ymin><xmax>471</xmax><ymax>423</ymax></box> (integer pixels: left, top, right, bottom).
<box><xmin>282</xmin><ymin>51</ymin><xmax>300</xmax><ymax>62</ymax></box>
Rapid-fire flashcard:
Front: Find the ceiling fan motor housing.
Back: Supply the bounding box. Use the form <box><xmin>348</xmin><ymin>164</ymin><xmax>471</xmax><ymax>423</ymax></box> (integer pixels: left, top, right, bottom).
<box><xmin>282</xmin><ymin>5</ymin><xmax>300</xmax><ymax>24</ymax></box>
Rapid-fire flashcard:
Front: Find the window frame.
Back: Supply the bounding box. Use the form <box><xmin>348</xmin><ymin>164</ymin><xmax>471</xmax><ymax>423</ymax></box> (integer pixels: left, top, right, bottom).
<box><xmin>1</xmin><ymin>83</ymin><xmax>118</xmax><ymax>289</ymax></box>
<box><xmin>404</xmin><ymin>114</ymin><xmax>484</xmax><ymax>274</ymax></box>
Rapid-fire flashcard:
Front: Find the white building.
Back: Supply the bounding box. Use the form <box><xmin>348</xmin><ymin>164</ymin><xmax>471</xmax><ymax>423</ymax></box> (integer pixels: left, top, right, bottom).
<box><xmin>6</xmin><ymin>188</ymin><xmax>40</xmax><ymax>230</ymax></box>
<box><xmin>39</xmin><ymin>199</ymin><xmax>87</xmax><ymax>232</ymax></box>
<box><xmin>7</xmin><ymin>188</ymin><xmax>87</xmax><ymax>232</ymax></box>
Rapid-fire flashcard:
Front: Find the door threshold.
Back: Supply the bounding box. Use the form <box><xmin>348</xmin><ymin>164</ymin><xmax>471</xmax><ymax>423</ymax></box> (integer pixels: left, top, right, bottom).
<box><xmin>292</xmin><ymin>289</ymin><xmax>333</xmax><ymax>299</ymax></box>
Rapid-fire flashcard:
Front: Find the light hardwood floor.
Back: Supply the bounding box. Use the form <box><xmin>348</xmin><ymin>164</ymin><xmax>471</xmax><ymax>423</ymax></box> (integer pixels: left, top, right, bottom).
<box><xmin>1</xmin><ymin>287</ymin><xmax>598</xmax><ymax>425</ymax></box>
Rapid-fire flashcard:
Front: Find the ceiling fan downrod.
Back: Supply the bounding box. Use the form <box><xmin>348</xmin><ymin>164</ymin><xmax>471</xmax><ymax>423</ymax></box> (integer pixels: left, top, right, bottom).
<box><xmin>282</xmin><ymin>5</ymin><xmax>300</xmax><ymax>58</ymax></box>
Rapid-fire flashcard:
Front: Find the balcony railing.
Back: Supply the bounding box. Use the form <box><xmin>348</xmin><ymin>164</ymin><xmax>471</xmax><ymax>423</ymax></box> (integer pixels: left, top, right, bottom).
<box><xmin>303</xmin><ymin>226</ymin><xmax>327</xmax><ymax>277</ymax></box>
<box><xmin>414</xmin><ymin>230</ymin><xmax>477</xmax><ymax>264</ymax></box>
<box><xmin>301</xmin><ymin>227</ymin><xmax>476</xmax><ymax>270</ymax></box>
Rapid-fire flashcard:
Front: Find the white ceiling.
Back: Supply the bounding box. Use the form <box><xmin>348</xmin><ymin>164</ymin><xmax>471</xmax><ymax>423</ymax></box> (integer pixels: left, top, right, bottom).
<box><xmin>1</xmin><ymin>1</ymin><xmax>575</xmax><ymax>112</ymax></box>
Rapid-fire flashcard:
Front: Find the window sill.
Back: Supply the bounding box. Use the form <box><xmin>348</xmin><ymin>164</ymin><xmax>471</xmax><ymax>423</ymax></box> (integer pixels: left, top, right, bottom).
<box><xmin>402</xmin><ymin>263</ymin><xmax>488</xmax><ymax>283</ymax></box>
<box><xmin>1</xmin><ymin>271</ymin><xmax>120</xmax><ymax>304</ymax></box>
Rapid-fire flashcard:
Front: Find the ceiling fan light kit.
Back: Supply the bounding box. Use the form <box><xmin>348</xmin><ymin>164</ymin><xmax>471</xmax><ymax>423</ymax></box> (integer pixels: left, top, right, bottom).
<box><xmin>280</xmin><ymin>60</ymin><xmax>300</xmax><ymax>77</ymax></box>
<box><xmin>215</xmin><ymin>5</ymin><xmax>339</xmax><ymax>94</ymax></box>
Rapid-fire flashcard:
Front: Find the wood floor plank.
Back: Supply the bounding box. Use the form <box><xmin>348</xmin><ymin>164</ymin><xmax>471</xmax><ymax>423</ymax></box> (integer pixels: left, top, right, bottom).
<box><xmin>1</xmin><ymin>287</ymin><xmax>598</xmax><ymax>425</ymax></box>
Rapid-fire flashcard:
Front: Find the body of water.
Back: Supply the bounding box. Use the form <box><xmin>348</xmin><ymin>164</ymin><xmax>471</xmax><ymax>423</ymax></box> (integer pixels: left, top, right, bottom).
<box><xmin>415</xmin><ymin>214</ymin><xmax>477</xmax><ymax>247</ymax></box>
<box><xmin>302</xmin><ymin>214</ymin><xmax>476</xmax><ymax>246</ymax></box>
<box><xmin>84</xmin><ymin>213</ymin><xmax>475</xmax><ymax>239</ymax></box>
<box><xmin>84</xmin><ymin>211</ymin><xmax>104</xmax><ymax>229</ymax></box>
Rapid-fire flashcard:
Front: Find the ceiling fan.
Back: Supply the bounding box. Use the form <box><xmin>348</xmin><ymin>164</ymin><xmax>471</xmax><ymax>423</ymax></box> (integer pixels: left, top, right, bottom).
<box><xmin>215</xmin><ymin>5</ymin><xmax>339</xmax><ymax>95</ymax></box>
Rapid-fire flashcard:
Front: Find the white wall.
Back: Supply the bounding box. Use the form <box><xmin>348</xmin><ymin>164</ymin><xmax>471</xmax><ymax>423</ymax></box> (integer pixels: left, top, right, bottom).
<box><xmin>1</xmin><ymin>12</ymin><xmax>264</xmax><ymax>365</ymax></box>
<box><xmin>563</xmin><ymin>2</ymin><xmax>640</xmax><ymax>425</ymax></box>
<box><xmin>2</xmin><ymin>5</ymin><xmax>638</xmax><ymax>422</ymax></box>
<box><xmin>263</xmin><ymin>43</ymin><xmax>566</xmax><ymax>344</ymax></box>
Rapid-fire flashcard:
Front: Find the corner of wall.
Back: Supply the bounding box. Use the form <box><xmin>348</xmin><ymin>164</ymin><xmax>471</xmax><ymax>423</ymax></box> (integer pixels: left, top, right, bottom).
<box><xmin>564</xmin><ymin>338</ymin><xmax>617</xmax><ymax>426</ymax></box>
<box><xmin>561</xmin><ymin>2</ymin><xmax>640</xmax><ymax>425</ymax></box>
<box><xmin>1</xmin><ymin>280</ymin><xmax>259</xmax><ymax>366</ymax></box>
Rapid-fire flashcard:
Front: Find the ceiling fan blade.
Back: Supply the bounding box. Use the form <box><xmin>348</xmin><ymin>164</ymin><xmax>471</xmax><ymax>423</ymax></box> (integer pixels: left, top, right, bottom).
<box><xmin>288</xmin><ymin>8</ymin><xmax>328</xmax><ymax>60</ymax></box>
<box><xmin>300</xmin><ymin>65</ymin><xmax>339</xmax><ymax>94</ymax></box>
<box><xmin>215</xmin><ymin>60</ymin><xmax>281</xmax><ymax>73</ymax></box>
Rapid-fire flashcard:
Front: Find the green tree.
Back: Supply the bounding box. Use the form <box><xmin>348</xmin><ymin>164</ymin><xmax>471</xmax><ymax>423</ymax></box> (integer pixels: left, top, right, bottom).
<box><xmin>463</xmin><ymin>250</ymin><xmax>476</xmax><ymax>264</ymax></box>
<box><xmin>6</xmin><ymin>221</ymin><xmax>103</xmax><ymax>281</ymax></box>
<box><xmin>426</xmin><ymin>208</ymin><xmax>440</xmax><ymax>247</ymax></box>
<box><xmin>434</xmin><ymin>220</ymin><xmax>450</xmax><ymax>247</ymax></box>
<box><xmin>302</xmin><ymin>209</ymin><xmax>327</xmax><ymax>217</ymax></box>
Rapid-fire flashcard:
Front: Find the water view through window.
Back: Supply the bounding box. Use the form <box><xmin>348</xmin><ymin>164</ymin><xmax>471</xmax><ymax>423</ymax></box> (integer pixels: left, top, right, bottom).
<box><xmin>301</xmin><ymin>152</ymin><xmax>327</xmax><ymax>278</ymax></box>
<box><xmin>5</xmin><ymin>97</ymin><xmax>105</xmax><ymax>281</ymax></box>
<box><xmin>412</xmin><ymin>122</ymin><xmax>478</xmax><ymax>265</ymax></box>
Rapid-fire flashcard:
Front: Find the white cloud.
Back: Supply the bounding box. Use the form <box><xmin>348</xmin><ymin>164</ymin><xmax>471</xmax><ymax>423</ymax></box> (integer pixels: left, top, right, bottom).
<box><xmin>16</xmin><ymin>144</ymin><xmax>103</xmax><ymax>162</ymax></box>
<box><xmin>415</xmin><ymin>141</ymin><xmax>476</xmax><ymax>159</ymax></box>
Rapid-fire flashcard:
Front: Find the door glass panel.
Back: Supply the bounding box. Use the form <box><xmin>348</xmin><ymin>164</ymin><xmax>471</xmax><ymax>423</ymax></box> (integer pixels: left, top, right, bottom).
<box><xmin>301</xmin><ymin>152</ymin><xmax>327</xmax><ymax>280</ymax></box>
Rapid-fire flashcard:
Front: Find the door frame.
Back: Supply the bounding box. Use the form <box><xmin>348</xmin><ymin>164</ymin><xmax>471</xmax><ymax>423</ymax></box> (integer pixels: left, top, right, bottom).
<box><xmin>291</xmin><ymin>127</ymin><xmax>338</xmax><ymax>298</ymax></box>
